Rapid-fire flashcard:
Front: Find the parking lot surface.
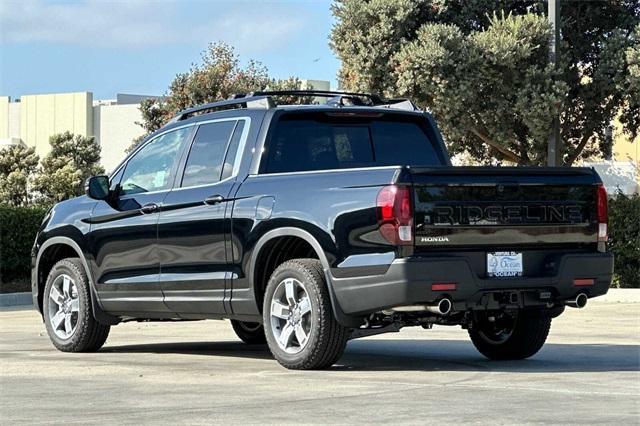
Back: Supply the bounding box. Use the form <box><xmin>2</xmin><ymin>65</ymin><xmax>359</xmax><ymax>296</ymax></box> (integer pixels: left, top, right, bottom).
<box><xmin>1</xmin><ymin>298</ymin><xmax>639</xmax><ymax>425</ymax></box>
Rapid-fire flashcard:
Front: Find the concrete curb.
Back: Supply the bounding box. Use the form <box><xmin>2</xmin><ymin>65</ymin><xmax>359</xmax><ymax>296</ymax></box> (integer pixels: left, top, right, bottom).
<box><xmin>592</xmin><ymin>288</ymin><xmax>640</xmax><ymax>304</ymax></box>
<box><xmin>0</xmin><ymin>292</ymin><xmax>33</xmax><ymax>308</ymax></box>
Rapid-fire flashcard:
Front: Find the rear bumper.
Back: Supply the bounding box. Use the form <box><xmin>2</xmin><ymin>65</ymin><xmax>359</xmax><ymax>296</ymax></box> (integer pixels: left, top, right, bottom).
<box><xmin>330</xmin><ymin>252</ymin><xmax>614</xmax><ymax>315</ymax></box>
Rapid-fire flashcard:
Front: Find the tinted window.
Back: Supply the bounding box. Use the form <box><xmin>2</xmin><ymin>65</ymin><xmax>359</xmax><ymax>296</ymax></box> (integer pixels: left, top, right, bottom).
<box><xmin>263</xmin><ymin>114</ymin><xmax>441</xmax><ymax>173</ymax></box>
<box><xmin>120</xmin><ymin>127</ymin><xmax>190</xmax><ymax>195</ymax></box>
<box><xmin>371</xmin><ymin>121</ymin><xmax>437</xmax><ymax>166</ymax></box>
<box><xmin>221</xmin><ymin>121</ymin><xmax>245</xmax><ymax>181</ymax></box>
<box><xmin>181</xmin><ymin>121</ymin><xmax>237</xmax><ymax>187</ymax></box>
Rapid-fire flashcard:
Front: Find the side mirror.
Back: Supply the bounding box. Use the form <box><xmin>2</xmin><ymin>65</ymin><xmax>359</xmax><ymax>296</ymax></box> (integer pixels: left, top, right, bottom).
<box><xmin>85</xmin><ymin>175</ymin><xmax>110</xmax><ymax>200</ymax></box>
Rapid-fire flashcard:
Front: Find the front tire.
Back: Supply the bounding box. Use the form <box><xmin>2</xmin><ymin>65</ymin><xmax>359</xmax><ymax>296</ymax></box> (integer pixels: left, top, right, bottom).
<box><xmin>42</xmin><ymin>258</ymin><xmax>110</xmax><ymax>352</ymax></box>
<box><xmin>230</xmin><ymin>320</ymin><xmax>267</xmax><ymax>344</ymax></box>
<box><xmin>263</xmin><ymin>259</ymin><xmax>349</xmax><ymax>370</ymax></box>
<box><xmin>469</xmin><ymin>310</ymin><xmax>551</xmax><ymax>360</ymax></box>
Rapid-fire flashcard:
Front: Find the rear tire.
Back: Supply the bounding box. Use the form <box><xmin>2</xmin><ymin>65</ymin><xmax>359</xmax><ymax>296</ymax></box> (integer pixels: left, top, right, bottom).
<box><xmin>262</xmin><ymin>259</ymin><xmax>349</xmax><ymax>370</ymax></box>
<box><xmin>230</xmin><ymin>320</ymin><xmax>267</xmax><ymax>344</ymax></box>
<box><xmin>469</xmin><ymin>310</ymin><xmax>551</xmax><ymax>360</ymax></box>
<box><xmin>42</xmin><ymin>258</ymin><xmax>110</xmax><ymax>352</ymax></box>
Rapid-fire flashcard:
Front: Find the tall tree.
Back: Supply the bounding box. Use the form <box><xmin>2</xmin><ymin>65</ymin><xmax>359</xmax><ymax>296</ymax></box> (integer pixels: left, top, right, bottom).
<box><xmin>34</xmin><ymin>132</ymin><xmax>104</xmax><ymax>203</ymax></box>
<box><xmin>0</xmin><ymin>145</ymin><xmax>39</xmax><ymax>206</ymax></box>
<box><xmin>130</xmin><ymin>42</ymin><xmax>311</xmax><ymax>152</ymax></box>
<box><xmin>330</xmin><ymin>0</ymin><xmax>640</xmax><ymax>165</ymax></box>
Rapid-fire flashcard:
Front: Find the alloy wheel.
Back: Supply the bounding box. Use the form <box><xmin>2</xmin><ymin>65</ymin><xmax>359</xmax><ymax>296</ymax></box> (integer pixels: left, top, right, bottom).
<box><xmin>269</xmin><ymin>278</ymin><xmax>312</xmax><ymax>354</ymax></box>
<box><xmin>47</xmin><ymin>274</ymin><xmax>80</xmax><ymax>339</ymax></box>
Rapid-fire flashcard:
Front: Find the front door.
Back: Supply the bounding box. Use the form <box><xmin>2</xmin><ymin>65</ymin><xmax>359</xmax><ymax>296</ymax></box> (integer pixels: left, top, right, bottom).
<box><xmin>158</xmin><ymin>119</ymin><xmax>247</xmax><ymax>316</ymax></box>
<box><xmin>88</xmin><ymin>126</ymin><xmax>193</xmax><ymax>316</ymax></box>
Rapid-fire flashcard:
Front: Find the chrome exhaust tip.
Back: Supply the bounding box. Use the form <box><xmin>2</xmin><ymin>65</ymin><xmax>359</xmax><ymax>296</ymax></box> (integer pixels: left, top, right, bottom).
<box><xmin>426</xmin><ymin>298</ymin><xmax>452</xmax><ymax>315</ymax></box>
<box><xmin>566</xmin><ymin>293</ymin><xmax>588</xmax><ymax>309</ymax></box>
<box><xmin>384</xmin><ymin>298</ymin><xmax>453</xmax><ymax>316</ymax></box>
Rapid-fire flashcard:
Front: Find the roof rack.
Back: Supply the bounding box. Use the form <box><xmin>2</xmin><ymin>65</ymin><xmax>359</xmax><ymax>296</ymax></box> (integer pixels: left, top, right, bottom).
<box><xmin>251</xmin><ymin>90</ymin><xmax>385</xmax><ymax>106</ymax></box>
<box><xmin>168</xmin><ymin>95</ymin><xmax>275</xmax><ymax>123</ymax></box>
<box><xmin>169</xmin><ymin>90</ymin><xmax>419</xmax><ymax>123</ymax></box>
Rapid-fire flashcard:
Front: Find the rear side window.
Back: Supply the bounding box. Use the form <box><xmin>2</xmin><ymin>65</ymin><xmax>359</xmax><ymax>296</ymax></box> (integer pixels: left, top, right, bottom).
<box><xmin>262</xmin><ymin>114</ymin><xmax>442</xmax><ymax>173</ymax></box>
<box><xmin>181</xmin><ymin>121</ymin><xmax>237</xmax><ymax>187</ymax></box>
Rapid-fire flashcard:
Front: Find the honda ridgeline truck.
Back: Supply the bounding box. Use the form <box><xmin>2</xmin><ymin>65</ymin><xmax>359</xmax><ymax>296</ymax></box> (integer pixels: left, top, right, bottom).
<box><xmin>31</xmin><ymin>91</ymin><xmax>613</xmax><ymax>369</ymax></box>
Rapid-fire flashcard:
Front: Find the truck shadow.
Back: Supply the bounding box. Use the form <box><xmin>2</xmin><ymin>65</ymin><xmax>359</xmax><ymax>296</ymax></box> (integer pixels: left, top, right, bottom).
<box><xmin>337</xmin><ymin>339</ymin><xmax>640</xmax><ymax>373</ymax></box>
<box><xmin>103</xmin><ymin>338</ymin><xmax>640</xmax><ymax>373</ymax></box>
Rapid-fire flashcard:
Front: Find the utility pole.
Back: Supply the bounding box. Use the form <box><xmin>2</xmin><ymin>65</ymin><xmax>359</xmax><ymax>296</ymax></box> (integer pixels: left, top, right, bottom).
<box><xmin>547</xmin><ymin>0</ymin><xmax>562</xmax><ymax>166</ymax></box>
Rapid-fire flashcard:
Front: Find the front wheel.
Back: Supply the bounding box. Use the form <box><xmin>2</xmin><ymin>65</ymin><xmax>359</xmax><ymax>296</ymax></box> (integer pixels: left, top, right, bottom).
<box><xmin>468</xmin><ymin>310</ymin><xmax>551</xmax><ymax>360</ymax></box>
<box><xmin>262</xmin><ymin>259</ymin><xmax>349</xmax><ymax>370</ymax></box>
<box><xmin>42</xmin><ymin>258</ymin><xmax>110</xmax><ymax>352</ymax></box>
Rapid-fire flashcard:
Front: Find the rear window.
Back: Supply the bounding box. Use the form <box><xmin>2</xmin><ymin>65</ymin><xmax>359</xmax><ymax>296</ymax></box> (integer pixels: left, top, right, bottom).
<box><xmin>261</xmin><ymin>113</ymin><xmax>443</xmax><ymax>174</ymax></box>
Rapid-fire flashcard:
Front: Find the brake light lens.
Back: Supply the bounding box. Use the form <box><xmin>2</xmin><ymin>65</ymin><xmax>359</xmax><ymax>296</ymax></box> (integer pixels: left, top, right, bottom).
<box><xmin>596</xmin><ymin>184</ymin><xmax>608</xmax><ymax>242</ymax></box>
<box><xmin>377</xmin><ymin>185</ymin><xmax>413</xmax><ymax>245</ymax></box>
<box><xmin>432</xmin><ymin>282</ymin><xmax>457</xmax><ymax>291</ymax></box>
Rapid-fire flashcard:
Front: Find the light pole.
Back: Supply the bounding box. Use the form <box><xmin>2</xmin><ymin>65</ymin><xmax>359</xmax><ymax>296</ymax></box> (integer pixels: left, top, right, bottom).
<box><xmin>547</xmin><ymin>0</ymin><xmax>562</xmax><ymax>166</ymax></box>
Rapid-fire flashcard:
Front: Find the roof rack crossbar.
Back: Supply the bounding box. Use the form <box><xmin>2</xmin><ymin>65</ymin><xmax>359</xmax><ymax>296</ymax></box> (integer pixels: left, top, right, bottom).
<box><xmin>169</xmin><ymin>90</ymin><xmax>420</xmax><ymax>123</ymax></box>
<box><xmin>169</xmin><ymin>95</ymin><xmax>274</xmax><ymax>123</ymax></box>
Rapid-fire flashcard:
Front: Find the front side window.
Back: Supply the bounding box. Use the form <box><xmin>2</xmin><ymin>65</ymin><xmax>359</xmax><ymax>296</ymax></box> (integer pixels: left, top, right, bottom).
<box><xmin>181</xmin><ymin>120</ymin><xmax>238</xmax><ymax>187</ymax></box>
<box><xmin>120</xmin><ymin>127</ymin><xmax>190</xmax><ymax>195</ymax></box>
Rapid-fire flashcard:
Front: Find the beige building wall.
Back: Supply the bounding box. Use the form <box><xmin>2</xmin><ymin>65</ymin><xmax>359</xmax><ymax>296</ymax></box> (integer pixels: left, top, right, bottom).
<box><xmin>8</xmin><ymin>102</ymin><xmax>20</xmax><ymax>139</ymax></box>
<box><xmin>0</xmin><ymin>96</ymin><xmax>23</xmax><ymax>149</ymax></box>
<box><xmin>613</xmin><ymin>119</ymin><xmax>639</xmax><ymax>164</ymax></box>
<box><xmin>20</xmin><ymin>92</ymin><xmax>93</xmax><ymax>157</ymax></box>
<box><xmin>0</xmin><ymin>96</ymin><xmax>9</xmax><ymax>139</ymax></box>
<box><xmin>93</xmin><ymin>103</ymin><xmax>146</xmax><ymax>172</ymax></box>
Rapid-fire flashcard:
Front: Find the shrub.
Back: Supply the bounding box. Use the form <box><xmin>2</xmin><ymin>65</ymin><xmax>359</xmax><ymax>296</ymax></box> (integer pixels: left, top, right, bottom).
<box><xmin>609</xmin><ymin>192</ymin><xmax>640</xmax><ymax>288</ymax></box>
<box><xmin>0</xmin><ymin>204</ymin><xmax>48</xmax><ymax>292</ymax></box>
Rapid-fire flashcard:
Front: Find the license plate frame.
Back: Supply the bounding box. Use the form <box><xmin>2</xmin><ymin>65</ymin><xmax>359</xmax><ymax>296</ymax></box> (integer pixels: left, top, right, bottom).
<box><xmin>487</xmin><ymin>251</ymin><xmax>523</xmax><ymax>277</ymax></box>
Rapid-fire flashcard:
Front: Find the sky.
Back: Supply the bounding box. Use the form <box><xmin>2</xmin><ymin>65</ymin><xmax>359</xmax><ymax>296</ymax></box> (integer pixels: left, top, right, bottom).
<box><xmin>0</xmin><ymin>0</ymin><xmax>340</xmax><ymax>100</ymax></box>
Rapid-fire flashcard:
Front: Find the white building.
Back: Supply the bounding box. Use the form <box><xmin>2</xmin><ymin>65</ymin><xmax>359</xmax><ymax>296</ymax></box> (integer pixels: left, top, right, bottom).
<box><xmin>0</xmin><ymin>92</ymin><xmax>154</xmax><ymax>173</ymax></box>
<box><xmin>1</xmin><ymin>81</ymin><xmax>332</xmax><ymax>173</ymax></box>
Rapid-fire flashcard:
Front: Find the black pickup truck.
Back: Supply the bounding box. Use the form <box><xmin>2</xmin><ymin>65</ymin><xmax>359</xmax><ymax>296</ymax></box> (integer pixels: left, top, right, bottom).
<box><xmin>31</xmin><ymin>91</ymin><xmax>613</xmax><ymax>369</ymax></box>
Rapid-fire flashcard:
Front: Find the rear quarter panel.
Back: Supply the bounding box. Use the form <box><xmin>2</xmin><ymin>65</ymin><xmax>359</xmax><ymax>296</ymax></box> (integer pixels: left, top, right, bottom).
<box><xmin>229</xmin><ymin>167</ymin><xmax>402</xmax><ymax>314</ymax></box>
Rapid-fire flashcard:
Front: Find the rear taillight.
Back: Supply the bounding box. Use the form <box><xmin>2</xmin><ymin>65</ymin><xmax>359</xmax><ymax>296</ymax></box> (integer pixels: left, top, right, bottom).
<box><xmin>377</xmin><ymin>185</ymin><xmax>413</xmax><ymax>245</ymax></box>
<box><xmin>596</xmin><ymin>184</ymin><xmax>608</xmax><ymax>242</ymax></box>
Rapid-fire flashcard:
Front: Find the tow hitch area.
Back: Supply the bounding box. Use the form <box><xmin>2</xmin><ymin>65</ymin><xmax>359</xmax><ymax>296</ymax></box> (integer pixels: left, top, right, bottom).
<box><xmin>472</xmin><ymin>290</ymin><xmax>565</xmax><ymax>310</ymax></box>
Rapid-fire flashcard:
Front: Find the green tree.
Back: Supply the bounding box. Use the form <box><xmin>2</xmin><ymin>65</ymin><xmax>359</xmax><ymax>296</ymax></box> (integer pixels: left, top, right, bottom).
<box><xmin>34</xmin><ymin>132</ymin><xmax>104</xmax><ymax>203</ymax></box>
<box><xmin>330</xmin><ymin>0</ymin><xmax>640</xmax><ymax>165</ymax></box>
<box><xmin>0</xmin><ymin>145</ymin><xmax>39</xmax><ymax>206</ymax></box>
<box><xmin>129</xmin><ymin>42</ymin><xmax>311</xmax><ymax>152</ymax></box>
<box><xmin>609</xmin><ymin>192</ymin><xmax>640</xmax><ymax>288</ymax></box>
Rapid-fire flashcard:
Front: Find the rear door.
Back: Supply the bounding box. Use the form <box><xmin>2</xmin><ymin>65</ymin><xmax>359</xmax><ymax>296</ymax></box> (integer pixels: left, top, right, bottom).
<box><xmin>158</xmin><ymin>118</ymin><xmax>249</xmax><ymax>316</ymax></box>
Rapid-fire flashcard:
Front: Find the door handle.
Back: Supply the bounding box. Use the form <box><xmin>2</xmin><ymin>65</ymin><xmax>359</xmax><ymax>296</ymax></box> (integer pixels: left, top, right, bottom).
<box><xmin>140</xmin><ymin>203</ymin><xmax>159</xmax><ymax>214</ymax></box>
<box><xmin>204</xmin><ymin>194</ymin><xmax>226</xmax><ymax>205</ymax></box>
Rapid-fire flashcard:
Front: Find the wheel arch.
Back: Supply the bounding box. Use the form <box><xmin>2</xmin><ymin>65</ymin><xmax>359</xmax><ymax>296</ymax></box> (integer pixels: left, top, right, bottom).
<box><xmin>249</xmin><ymin>227</ymin><xmax>361</xmax><ymax>328</ymax></box>
<box><xmin>35</xmin><ymin>237</ymin><xmax>119</xmax><ymax>325</ymax></box>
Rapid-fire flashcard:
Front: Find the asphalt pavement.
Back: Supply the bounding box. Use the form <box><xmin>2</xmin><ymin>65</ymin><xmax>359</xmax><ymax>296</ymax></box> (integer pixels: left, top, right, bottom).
<box><xmin>1</xmin><ymin>297</ymin><xmax>638</xmax><ymax>425</ymax></box>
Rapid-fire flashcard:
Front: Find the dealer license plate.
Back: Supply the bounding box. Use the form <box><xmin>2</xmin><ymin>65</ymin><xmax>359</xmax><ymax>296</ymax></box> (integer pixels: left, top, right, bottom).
<box><xmin>487</xmin><ymin>251</ymin><xmax>523</xmax><ymax>277</ymax></box>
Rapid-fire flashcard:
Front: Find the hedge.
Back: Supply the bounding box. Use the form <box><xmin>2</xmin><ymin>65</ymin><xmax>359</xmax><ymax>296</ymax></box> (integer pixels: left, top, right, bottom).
<box><xmin>0</xmin><ymin>205</ymin><xmax>48</xmax><ymax>290</ymax></box>
<box><xmin>608</xmin><ymin>192</ymin><xmax>640</xmax><ymax>288</ymax></box>
<box><xmin>0</xmin><ymin>194</ymin><xmax>638</xmax><ymax>292</ymax></box>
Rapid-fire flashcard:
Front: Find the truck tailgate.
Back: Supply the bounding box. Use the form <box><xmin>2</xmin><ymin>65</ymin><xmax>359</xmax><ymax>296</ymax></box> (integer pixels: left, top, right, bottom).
<box><xmin>410</xmin><ymin>167</ymin><xmax>601</xmax><ymax>250</ymax></box>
